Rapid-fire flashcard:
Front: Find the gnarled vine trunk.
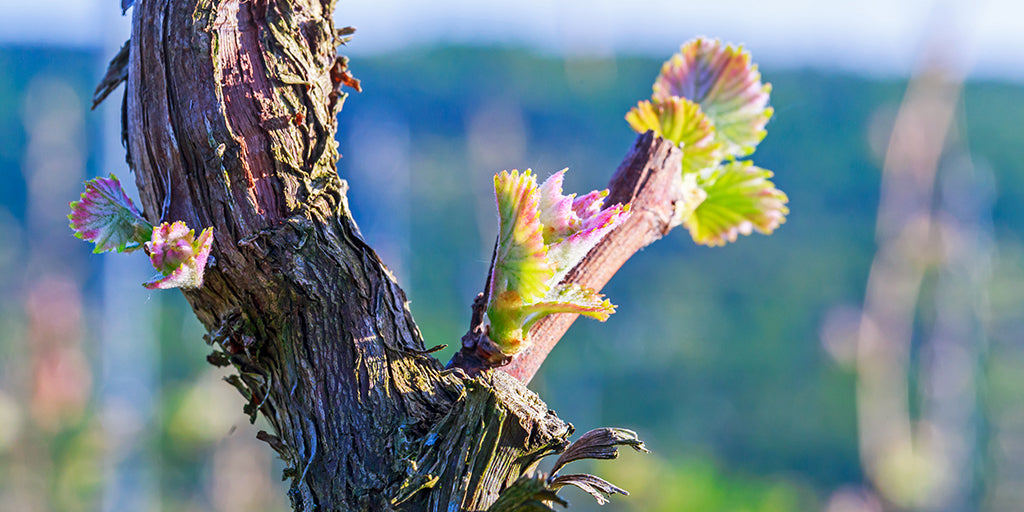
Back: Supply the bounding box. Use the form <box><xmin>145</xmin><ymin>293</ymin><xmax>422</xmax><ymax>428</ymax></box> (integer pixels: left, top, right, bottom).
<box><xmin>119</xmin><ymin>0</ymin><xmax>683</xmax><ymax>509</ymax></box>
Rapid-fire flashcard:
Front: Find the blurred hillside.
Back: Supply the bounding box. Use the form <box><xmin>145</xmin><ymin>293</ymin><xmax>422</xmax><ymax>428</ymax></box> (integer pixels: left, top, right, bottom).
<box><xmin>1</xmin><ymin>44</ymin><xmax>1022</xmax><ymax>511</ymax></box>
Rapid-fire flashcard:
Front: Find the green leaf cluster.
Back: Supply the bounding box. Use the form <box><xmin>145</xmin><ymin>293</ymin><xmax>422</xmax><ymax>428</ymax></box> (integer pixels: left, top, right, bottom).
<box><xmin>626</xmin><ymin>38</ymin><xmax>788</xmax><ymax>246</ymax></box>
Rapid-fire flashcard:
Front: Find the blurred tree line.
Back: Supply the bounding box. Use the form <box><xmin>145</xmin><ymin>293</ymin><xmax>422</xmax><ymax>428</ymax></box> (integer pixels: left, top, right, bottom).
<box><xmin>1</xmin><ymin>44</ymin><xmax>1022</xmax><ymax>511</ymax></box>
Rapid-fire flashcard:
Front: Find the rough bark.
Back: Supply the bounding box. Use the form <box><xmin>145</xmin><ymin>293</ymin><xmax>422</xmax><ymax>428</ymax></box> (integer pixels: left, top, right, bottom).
<box><xmin>120</xmin><ymin>0</ymin><xmax>679</xmax><ymax>509</ymax></box>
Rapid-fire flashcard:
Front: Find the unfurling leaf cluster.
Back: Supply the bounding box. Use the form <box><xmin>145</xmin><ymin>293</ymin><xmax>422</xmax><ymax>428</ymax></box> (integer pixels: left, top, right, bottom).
<box><xmin>69</xmin><ymin>175</ymin><xmax>213</xmax><ymax>290</ymax></box>
<box><xmin>484</xmin><ymin>169</ymin><xmax>630</xmax><ymax>356</ymax></box>
<box><xmin>626</xmin><ymin>37</ymin><xmax>788</xmax><ymax>246</ymax></box>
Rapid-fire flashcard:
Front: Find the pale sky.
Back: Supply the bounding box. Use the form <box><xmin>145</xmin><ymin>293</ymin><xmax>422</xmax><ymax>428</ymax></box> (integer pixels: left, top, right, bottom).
<box><xmin>2</xmin><ymin>0</ymin><xmax>1022</xmax><ymax>80</ymax></box>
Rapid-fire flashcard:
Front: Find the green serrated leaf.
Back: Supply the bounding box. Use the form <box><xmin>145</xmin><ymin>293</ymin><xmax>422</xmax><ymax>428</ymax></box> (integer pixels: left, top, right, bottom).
<box><xmin>485</xmin><ymin>169</ymin><xmax>629</xmax><ymax>356</ymax></box>
<box><xmin>521</xmin><ymin>284</ymin><xmax>615</xmax><ymax>332</ymax></box>
<box><xmin>684</xmin><ymin>161</ymin><xmax>789</xmax><ymax>246</ymax></box>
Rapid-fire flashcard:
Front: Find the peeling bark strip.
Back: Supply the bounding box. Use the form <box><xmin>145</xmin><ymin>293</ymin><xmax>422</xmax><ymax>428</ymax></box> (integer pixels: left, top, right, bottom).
<box><xmin>92</xmin><ymin>40</ymin><xmax>130</xmax><ymax>109</ymax></box>
<box><xmin>124</xmin><ymin>0</ymin><xmax>658</xmax><ymax>509</ymax></box>
<box><xmin>212</xmin><ymin>0</ymin><xmax>285</xmax><ymax>217</ymax></box>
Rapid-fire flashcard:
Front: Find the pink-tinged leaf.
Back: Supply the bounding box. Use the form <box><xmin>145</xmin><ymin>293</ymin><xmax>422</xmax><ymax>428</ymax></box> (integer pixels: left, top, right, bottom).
<box><xmin>625</xmin><ymin>97</ymin><xmax>724</xmax><ymax>173</ymax></box>
<box><xmin>491</xmin><ymin>169</ymin><xmax>554</xmax><ymax>304</ymax></box>
<box><xmin>537</xmin><ymin>169</ymin><xmax>580</xmax><ymax>243</ymax></box>
<box><xmin>653</xmin><ymin>38</ymin><xmax>773</xmax><ymax>158</ymax></box>
<box><xmin>68</xmin><ymin>174</ymin><xmax>152</xmax><ymax>253</ymax></box>
<box><xmin>142</xmin><ymin>221</ymin><xmax>214</xmax><ymax>290</ymax></box>
<box><xmin>534</xmin><ymin>169</ymin><xmax>631</xmax><ymax>282</ymax></box>
<box><xmin>571</xmin><ymin>189</ymin><xmax>609</xmax><ymax>220</ymax></box>
<box><xmin>521</xmin><ymin>284</ymin><xmax>616</xmax><ymax>332</ymax></box>
<box><xmin>684</xmin><ymin>161</ymin><xmax>788</xmax><ymax>246</ymax></box>
<box><xmin>546</xmin><ymin>201</ymin><xmax>631</xmax><ymax>284</ymax></box>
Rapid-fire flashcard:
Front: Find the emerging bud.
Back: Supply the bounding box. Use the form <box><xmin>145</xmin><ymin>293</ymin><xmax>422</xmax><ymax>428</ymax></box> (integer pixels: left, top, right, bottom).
<box><xmin>486</xmin><ymin>169</ymin><xmax>631</xmax><ymax>355</ymax></box>
<box><xmin>143</xmin><ymin>221</ymin><xmax>214</xmax><ymax>290</ymax></box>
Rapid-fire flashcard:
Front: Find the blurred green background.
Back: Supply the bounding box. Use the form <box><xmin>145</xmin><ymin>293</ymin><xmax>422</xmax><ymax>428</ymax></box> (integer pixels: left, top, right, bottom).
<box><xmin>1</xmin><ymin>17</ymin><xmax>1023</xmax><ymax>512</ymax></box>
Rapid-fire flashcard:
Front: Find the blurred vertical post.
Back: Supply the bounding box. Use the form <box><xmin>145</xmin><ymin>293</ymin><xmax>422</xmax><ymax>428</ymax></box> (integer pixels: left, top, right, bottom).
<box><xmin>854</xmin><ymin>23</ymin><xmax>991</xmax><ymax>510</ymax></box>
<box><xmin>923</xmin><ymin>152</ymin><xmax>993</xmax><ymax>511</ymax></box>
<box><xmin>98</xmin><ymin>2</ymin><xmax>160</xmax><ymax>511</ymax></box>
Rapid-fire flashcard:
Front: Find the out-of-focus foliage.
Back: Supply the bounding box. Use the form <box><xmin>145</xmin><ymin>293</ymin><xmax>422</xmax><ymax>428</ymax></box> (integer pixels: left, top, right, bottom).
<box><xmin>2</xmin><ymin>43</ymin><xmax>1023</xmax><ymax>511</ymax></box>
<box><xmin>598</xmin><ymin>449</ymin><xmax>818</xmax><ymax>511</ymax></box>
